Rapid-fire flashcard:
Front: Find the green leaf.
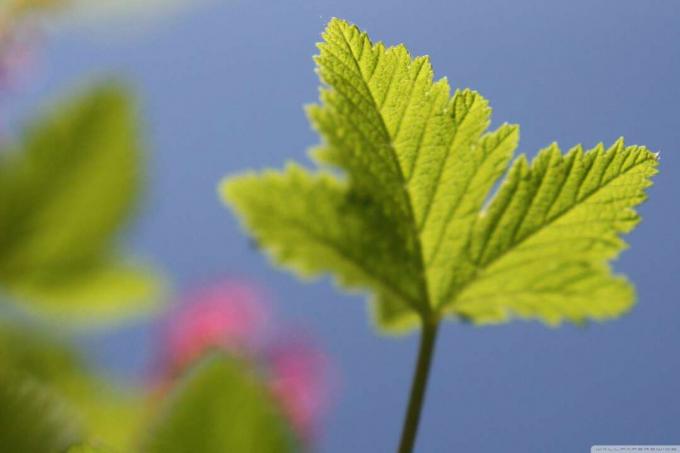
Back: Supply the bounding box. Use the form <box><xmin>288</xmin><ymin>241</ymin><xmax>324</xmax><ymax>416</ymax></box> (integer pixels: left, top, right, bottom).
<box><xmin>0</xmin><ymin>83</ymin><xmax>163</xmax><ymax>322</ymax></box>
<box><xmin>451</xmin><ymin>142</ymin><xmax>656</xmax><ymax>325</ymax></box>
<box><xmin>4</xmin><ymin>262</ymin><xmax>164</xmax><ymax>325</ymax></box>
<box><xmin>0</xmin><ymin>371</ymin><xmax>81</xmax><ymax>453</ymax></box>
<box><xmin>0</xmin><ymin>322</ymin><xmax>146</xmax><ymax>450</ymax></box>
<box><xmin>221</xmin><ymin>18</ymin><xmax>658</xmax><ymax>332</ymax></box>
<box><xmin>143</xmin><ymin>353</ymin><xmax>298</xmax><ymax>453</ymax></box>
<box><xmin>66</xmin><ymin>444</ymin><xmax>113</xmax><ymax>453</ymax></box>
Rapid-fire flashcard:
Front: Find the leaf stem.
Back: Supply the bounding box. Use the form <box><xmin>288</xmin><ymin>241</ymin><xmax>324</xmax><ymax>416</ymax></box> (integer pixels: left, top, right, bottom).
<box><xmin>397</xmin><ymin>318</ymin><xmax>440</xmax><ymax>453</ymax></box>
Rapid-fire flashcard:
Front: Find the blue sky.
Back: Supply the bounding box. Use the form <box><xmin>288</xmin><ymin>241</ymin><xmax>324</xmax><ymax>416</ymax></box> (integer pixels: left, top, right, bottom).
<box><xmin>7</xmin><ymin>1</ymin><xmax>680</xmax><ymax>451</ymax></box>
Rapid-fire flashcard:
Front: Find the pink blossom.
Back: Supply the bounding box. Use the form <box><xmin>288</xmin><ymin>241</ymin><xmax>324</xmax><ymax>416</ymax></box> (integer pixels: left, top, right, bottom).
<box><xmin>0</xmin><ymin>25</ymin><xmax>35</xmax><ymax>92</ymax></box>
<box><xmin>267</xmin><ymin>338</ymin><xmax>331</xmax><ymax>443</ymax></box>
<box><xmin>154</xmin><ymin>280</ymin><xmax>332</xmax><ymax>444</ymax></box>
<box><xmin>162</xmin><ymin>281</ymin><xmax>268</xmax><ymax>372</ymax></box>
<box><xmin>1</xmin><ymin>21</ymin><xmax>38</xmax><ymax>138</ymax></box>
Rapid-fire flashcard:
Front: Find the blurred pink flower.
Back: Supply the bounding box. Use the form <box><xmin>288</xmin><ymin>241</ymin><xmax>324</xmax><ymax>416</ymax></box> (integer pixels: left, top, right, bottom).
<box><xmin>0</xmin><ymin>25</ymin><xmax>35</xmax><ymax>91</ymax></box>
<box><xmin>154</xmin><ymin>280</ymin><xmax>332</xmax><ymax>445</ymax></box>
<box><xmin>1</xmin><ymin>22</ymin><xmax>38</xmax><ymax>139</ymax></box>
<box><xmin>267</xmin><ymin>339</ymin><xmax>331</xmax><ymax>443</ymax></box>
<box><xmin>163</xmin><ymin>281</ymin><xmax>268</xmax><ymax>371</ymax></box>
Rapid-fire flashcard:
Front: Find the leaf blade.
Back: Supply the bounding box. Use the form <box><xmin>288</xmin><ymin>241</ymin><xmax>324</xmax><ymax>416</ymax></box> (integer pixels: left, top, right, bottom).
<box><xmin>223</xmin><ymin>18</ymin><xmax>659</xmax><ymax>332</ymax></box>
<box><xmin>448</xmin><ymin>140</ymin><xmax>658</xmax><ymax>324</ymax></box>
<box><xmin>221</xmin><ymin>165</ymin><xmax>422</xmax><ymax>314</ymax></box>
<box><xmin>143</xmin><ymin>353</ymin><xmax>298</xmax><ymax>453</ymax></box>
<box><xmin>0</xmin><ymin>84</ymin><xmax>163</xmax><ymax>321</ymax></box>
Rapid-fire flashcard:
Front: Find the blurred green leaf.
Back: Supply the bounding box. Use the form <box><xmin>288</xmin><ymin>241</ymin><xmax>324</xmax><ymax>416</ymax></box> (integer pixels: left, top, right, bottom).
<box><xmin>0</xmin><ymin>322</ymin><xmax>147</xmax><ymax>450</ymax></box>
<box><xmin>0</xmin><ymin>371</ymin><xmax>81</xmax><ymax>453</ymax></box>
<box><xmin>0</xmin><ymin>320</ymin><xmax>83</xmax><ymax>384</ymax></box>
<box><xmin>67</xmin><ymin>443</ymin><xmax>113</xmax><ymax>453</ymax></box>
<box><xmin>144</xmin><ymin>353</ymin><xmax>299</xmax><ymax>453</ymax></box>
<box><xmin>0</xmin><ymin>83</ymin><xmax>163</xmax><ymax>322</ymax></box>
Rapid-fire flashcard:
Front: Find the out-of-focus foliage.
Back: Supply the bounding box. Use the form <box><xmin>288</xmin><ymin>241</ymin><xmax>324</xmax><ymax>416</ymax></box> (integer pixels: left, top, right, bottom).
<box><xmin>0</xmin><ymin>284</ymin><xmax>320</xmax><ymax>452</ymax></box>
<box><xmin>54</xmin><ymin>0</ymin><xmax>203</xmax><ymax>22</ymax></box>
<box><xmin>0</xmin><ymin>0</ymin><xmax>210</xmax><ymax>34</ymax></box>
<box><xmin>1</xmin><ymin>4</ymin><xmax>321</xmax><ymax>450</ymax></box>
<box><xmin>0</xmin><ymin>81</ymin><xmax>160</xmax><ymax>449</ymax></box>
<box><xmin>0</xmin><ymin>0</ymin><xmax>196</xmax><ymax>17</ymax></box>
<box><xmin>0</xmin><ymin>370</ymin><xmax>81</xmax><ymax>453</ymax></box>
<box><xmin>67</xmin><ymin>445</ymin><xmax>112</xmax><ymax>453</ymax></box>
<box><xmin>154</xmin><ymin>281</ymin><xmax>331</xmax><ymax>444</ymax></box>
<box><xmin>0</xmin><ymin>0</ymin><xmax>64</xmax><ymax>19</ymax></box>
<box><xmin>0</xmin><ymin>84</ymin><xmax>162</xmax><ymax>323</ymax></box>
<box><xmin>222</xmin><ymin>18</ymin><xmax>659</xmax><ymax>334</ymax></box>
<box><xmin>0</xmin><ymin>321</ymin><xmax>146</xmax><ymax>450</ymax></box>
<box><xmin>144</xmin><ymin>353</ymin><xmax>299</xmax><ymax>453</ymax></box>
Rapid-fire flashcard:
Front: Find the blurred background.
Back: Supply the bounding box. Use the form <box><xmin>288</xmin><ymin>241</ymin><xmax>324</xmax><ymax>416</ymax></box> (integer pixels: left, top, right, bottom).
<box><xmin>1</xmin><ymin>0</ymin><xmax>679</xmax><ymax>452</ymax></box>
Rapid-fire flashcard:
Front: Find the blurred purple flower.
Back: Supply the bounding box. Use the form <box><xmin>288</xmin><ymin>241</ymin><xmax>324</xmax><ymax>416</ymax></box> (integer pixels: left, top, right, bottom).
<box><xmin>153</xmin><ymin>280</ymin><xmax>332</xmax><ymax>444</ymax></box>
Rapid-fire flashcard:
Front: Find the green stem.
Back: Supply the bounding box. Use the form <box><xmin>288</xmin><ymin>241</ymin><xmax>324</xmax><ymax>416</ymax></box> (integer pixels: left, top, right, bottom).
<box><xmin>397</xmin><ymin>319</ymin><xmax>440</xmax><ymax>453</ymax></box>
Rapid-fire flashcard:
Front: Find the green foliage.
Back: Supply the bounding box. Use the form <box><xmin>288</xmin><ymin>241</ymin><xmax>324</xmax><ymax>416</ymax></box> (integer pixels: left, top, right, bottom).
<box><xmin>0</xmin><ymin>322</ymin><xmax>146</xmax><ymax>450</ymax></box>
<box><xmin>67</xmin><ymin>444</ymin><xmax>112</xmax><ymax>453</ymax></box>
<box><xmin>0</xmin><ymin>322</ymin><xmax>80</xmax><ymax>380</ymax></box>
<box><xmin>0</xmin><ymin>371</ymin><xmax>81</xmax><ymax>453</ymax></box>
<box><xmin>0</xmin><ymin>84</ymin><xmax>163</xmax><ymax>323</ymax></box>
<box><xmin>222</xmin><ymin>18</ymin><xmax>658</xmax><ymax>333</ymax></box>
<box><xmin>143</xmin><ymin>353</ymin><xmax>298</xmax><ymax>453</ymax></box>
